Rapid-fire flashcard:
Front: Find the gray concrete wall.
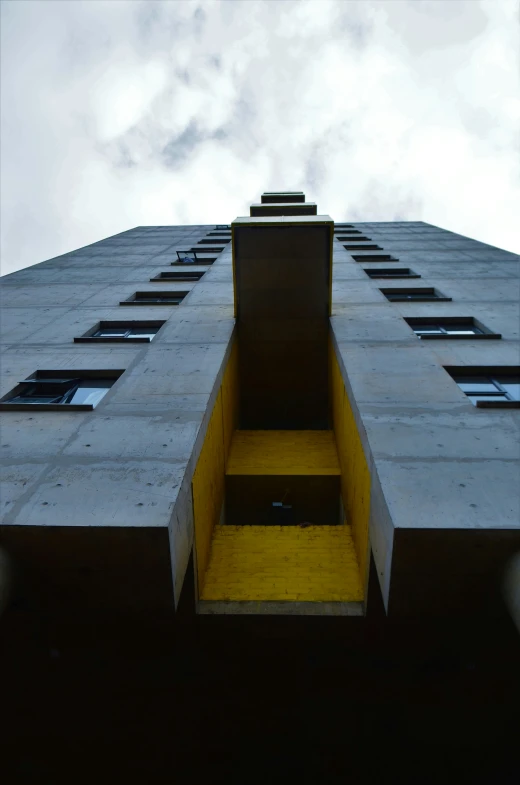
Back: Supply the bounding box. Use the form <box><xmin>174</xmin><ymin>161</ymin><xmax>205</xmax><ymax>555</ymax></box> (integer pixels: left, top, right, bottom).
<box><xmin>0</xmin><ymin>224</ymin><xmax>235</xmax><ymax>615</ymax></box>
<box><xmin>330</xmin><ymin>221</ymin><xmax>520</xmax><ymax>616</ymax></box>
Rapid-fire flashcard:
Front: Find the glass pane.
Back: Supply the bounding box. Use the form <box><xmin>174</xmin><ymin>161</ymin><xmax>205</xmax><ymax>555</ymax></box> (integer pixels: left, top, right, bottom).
<box><xmin>96</xmin><ymin>330</ymin><xmax>127</xmax><ymax>337</ymax></box>
<box><xmin>499</xmin><ymin>382</ymin><xmax>520</xmax><ymax>401</ymax></box>
<box><xmin>414</xmin><ymin>328</ymin><xmax>443</xmax><ymax>334</ymax></box>
<box><xmin>468</xmin><ymin>395</ymin><xmax>509</xmax><ymax>404</ymax></box>
<box><xmin>69</xmin><ymin>382</ymin><xmax>113</xmax><ymax>407</ymax></box>
<box><xmin>457</xmin><ymin>381</ymin><xmax>497</xmax><ymax>393</ymax></box>
<box><xmin>12</xmin><ymin>395</ymin><xmax>63</xmax><ymax>404</ymax></box>
<box><xmin>127</xmin><ymin>330</ymin><xmax>157</xmax><ymax>340</ymax></box>
<box><xmin>446</xmin><ymin>329</ymin><xmax>481</xmax><ymax>335</ymax></box>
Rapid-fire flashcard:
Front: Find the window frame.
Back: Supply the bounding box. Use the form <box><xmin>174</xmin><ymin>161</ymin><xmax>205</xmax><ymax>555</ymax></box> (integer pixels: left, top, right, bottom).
<box><xmin>120</xmin><ymin>291</ymin><xmax>189</xmax><ymax>306</ymax></box>
<box><xmin>352</xmin><ymin>254</ymin><xmax>398</xmax><ymax>262</ymax></box>
<box><xmin>405</xmin><ymin>317</ymin><xmax>500</xmax><ymax>340</ymax></box>
<box><xmin>0</xmin><ymin>369</ymin><xmax>124</xmax><ymax>411</ymax></box>
<box><xmin>364</xmin><ymin>268</ymin><xmax>420</xmax><ymax>279</ymax></box>
<box><xmin>75</xmin><ymin>320</ymin><xmax>166</xmax><ymax>343</ymax></box>
<box><xmin>380</xmin><ymin>287</ymin><xmax>452</xmax><ymax>302</ymax></box>
<box><xmin>344</xmin><ymin>244</ymin><xmax>382</xmax><ymax>251</ymax></box>
<box><xmin>150</xmin><ymin>271</ymin><xmax>204</xmax><ymax>283</ymax></box>
<box><xmin>444</xmin><ymin>366</ymin><xmax>520</xmax><ymax>409</ymax></box>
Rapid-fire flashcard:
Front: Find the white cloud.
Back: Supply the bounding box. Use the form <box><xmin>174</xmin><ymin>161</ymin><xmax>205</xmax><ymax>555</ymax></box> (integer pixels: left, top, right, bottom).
<box><xmin>1</xmin><ymin>0</ymin><xmax>519</xmax><ymax>275</ymax></box>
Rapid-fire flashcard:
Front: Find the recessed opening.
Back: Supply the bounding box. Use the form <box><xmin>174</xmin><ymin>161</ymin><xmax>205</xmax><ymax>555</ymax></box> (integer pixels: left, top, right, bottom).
<box><xmin>344</xmin><ymin>244</ymin><xmax>382</xmax><ymax>251</ymax></box>
<box><xmin>444</xmin><ymin>367</ymin><xmax>520</xmax><ymax>408</ymax></box>
<box><xmin>405</xmin><ymin>317</ymin><xmax>500</xmax><ymax>339</ymax></box>
<box><xmin>120</xmin><ymin>291</ymin><xmax>188</xmax><ymax>305</ymax></box>
<box><xmin>75</xmin><ymin>320</ymin><xmax>165</xmax><ymax>342</ymax></box>
<box><xmin>364</xmin><ymin>268</ymin><xmax>420</xmax><ymax>279</ymax></box>
<box><xmin>381</xmin><ymin>287</ymin><xmax>451</xmax><ymax>302</ymax></box>
<box><xmin>175</xmin><ymin>250</ymin><xmax>216</xmax><ymax>265</ymax></box>
<box><xmin>352</xmin><ymin>254</ymin><xmax>398</xmax><ymax>262</ymax></box>
<box><xmin>150</xmin><ymin>271</ymin><xmax>204</xmax><ymax>282</ymax></box>
<box><xmin>0</xmin><ymin>369</ymin><xmax>124</xmax><ymax>411</ymax></box>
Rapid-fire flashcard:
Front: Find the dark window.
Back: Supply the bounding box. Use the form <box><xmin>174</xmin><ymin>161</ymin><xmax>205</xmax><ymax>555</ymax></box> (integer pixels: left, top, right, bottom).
<box><xmin>344</xmin><ymin>244</ymin><xmax>382</xmax><ymax>251</ymax></box>
<box><xmin>405</xmin><ymin>318</ymin><xmax>500</xmax><ymax>340</ymax></box>
<box><xmin>75</xmin><ymin>321</ymin><xmax>165</xmax><ymax>343</ymax></box>
<box><xmin>120</xmin><ymin>291</ymin><xmax>188</xmax><ymax>305</ymax></box>
<box><xmin>334</xmin><ymin>224</ymin><xmax>354</xmax><ymax>229</ymax></box>
<box><xmin>0</xmin><ymin>370</ymin><xmax>123</xmax><ymax>411</ymax></box>
<box><xmin>338</xmin><ymin>236</ymin><xmax>370</xmax><ymax>242</ymax></box>
<box><xmin>151</xmin><ymin>271</ymin><xmax>204</xmax><ymax>282</ymax></box>
<box><xmin>352</xmin><ymin>254</ymin><xmax>397</xmax><ymax>262</ymax></box>
<box><xmin>176</xmin><ymin>250</ymin><xmax>197</xmax><ymax>263</ymax></box>
<box><xmin>445</xmin><ymin>368</ymin><xmax>520</xmax><ymax>408</ymax></box>
<box><xmin>381</xmin><ymin>287</ymin><xmax>451</xmax><ymax>302</ymax></box>
<box><xmin>365</xmin><ymin>268</ymin><xmax>420</xmax><ymax>279</ymax></box>
<box><xmin>173</xmin><ymin>250</ymin><xmax>215</xmax><ymax>266</ymax></box>
<box><xmin>215</xmin><ymin>224</ymin><xmax>230</xmax><ymax>230</ymax></box>
<box><xmin>199</xmin><ymin>238</ymin><xmax>230</xmax><ymax>244</ymax></box>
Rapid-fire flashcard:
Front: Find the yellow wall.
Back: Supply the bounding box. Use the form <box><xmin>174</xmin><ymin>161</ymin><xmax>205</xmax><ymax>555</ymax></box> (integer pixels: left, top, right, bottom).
<box><xmin>192</xmin><ymin>341</ymin><xmax>239</xmax><ymax>592</ymax></box>
<box><xmin>330</xmin><ymin>340</ymin><xmax>371</xmax><ymax>585</ymax></box>
<box><xmin>221</xmin><ymin>340</ymin><xmax>239</xmax><ymax>463</ymax></box>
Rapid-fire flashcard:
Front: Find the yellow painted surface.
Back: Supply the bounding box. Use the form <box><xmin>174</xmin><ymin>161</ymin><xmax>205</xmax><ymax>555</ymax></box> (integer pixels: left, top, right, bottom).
<box><xmin>226</xmin><ymin>430</ymin><xmax>340</xmax><ymax>476</ymax></box>
<box><xmin>221</xmin><ymin>341</ymin><xmax>239</xmax><ymax>463</ymax></box>
<box><xmin>192</xmin><ymin>341</ymin><xmax>240</xmax><ymax>592</ymax></box>
<box><xmin>330</xmin><ymin>342</ymin><xmax>371</xmax><ymax>585</ymax></box>
<box><xmin>201</xmin><ymin>525</ymin><xmax>363</xmax><ymax>602</ymax></box>
<box><xmin>192</xmin><ymin>389</ymin><xmax>226</xmax><ymax>592</ymax></box>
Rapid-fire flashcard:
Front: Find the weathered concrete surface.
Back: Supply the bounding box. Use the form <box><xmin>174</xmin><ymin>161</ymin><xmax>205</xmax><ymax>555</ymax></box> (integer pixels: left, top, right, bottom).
<box><xmin>2</xmin><ymin>218</ymin><xmax>519</xmax><ymax>620</ymax></box>
<box><xmin>330</xmin><ymin>220</ymin><xmax>520</xmax><ymax>617</ymax></box>
<box><xmin>0</xmin><ymin>224</ymin><xmax>235</xmax><ymax>614</ymax></box>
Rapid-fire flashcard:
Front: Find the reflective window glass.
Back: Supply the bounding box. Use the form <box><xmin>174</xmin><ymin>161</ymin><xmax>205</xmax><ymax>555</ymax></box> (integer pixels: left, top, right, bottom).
<box><xmin>498</xmin><ymin>381</ymin><xmax>520</xmax><ymax>400</ymax></box>
<box><xmin>68</xmin><ymin>381</ymin><xmax>113</xmax><ymax>407</ymax></box>
<box><xmin>456</xmin><ymin>381</ymin><xmax>498</xmax><ymax>393</ymax></box>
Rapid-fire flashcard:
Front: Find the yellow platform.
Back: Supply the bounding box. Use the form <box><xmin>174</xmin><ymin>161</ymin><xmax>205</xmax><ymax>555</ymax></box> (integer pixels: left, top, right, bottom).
<box><xmin>226</xmin><ymin>430</ymin><xmax>341</xmax><ymax>476</ymax></box>
<box><xmin>200</xmin><ymin>525</ymin><xmax>363</xmax><ymax>603</ymax></box>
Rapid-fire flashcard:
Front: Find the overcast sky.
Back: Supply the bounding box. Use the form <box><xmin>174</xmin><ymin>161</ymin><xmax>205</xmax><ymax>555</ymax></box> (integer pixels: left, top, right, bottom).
<box><xmin>1</xmin><ymin>0</ymin><xmax>519</xmax><ymax>276</ymax></box>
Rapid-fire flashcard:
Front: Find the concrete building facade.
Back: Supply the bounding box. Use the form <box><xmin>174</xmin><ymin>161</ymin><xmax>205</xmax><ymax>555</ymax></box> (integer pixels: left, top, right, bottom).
<box><xmin>1</xmin><ymin>193</ymin><xmax>519</xmax><ymax>625</ymax></box>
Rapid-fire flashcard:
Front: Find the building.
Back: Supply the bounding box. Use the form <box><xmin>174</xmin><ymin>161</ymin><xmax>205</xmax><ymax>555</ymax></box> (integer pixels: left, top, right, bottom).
<box><xmin>0</xmin><ymin>191</ymin><xmax>519</xmax><ymax>627</ymax></box>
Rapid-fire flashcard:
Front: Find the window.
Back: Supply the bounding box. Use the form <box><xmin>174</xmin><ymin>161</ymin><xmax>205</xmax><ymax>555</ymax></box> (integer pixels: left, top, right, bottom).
<box><xmin>352</xmin><ymin>254</ymin><xmax>398</xmax><ymax>262</ymax></box>
<box><xmin>445</xmin><ymin>368</ymin><xmax>520</xmax><ymax>408</ymax></box>
<box><xmin>199</xmin><ymin>238</ymin><xmax>230</xmax><ymax>245</ymax></box>
<box><xmin>173</xmin><ymin>250</ymin><xmax>215</xmax><ymax>265</ymax></box>
<box><xmin>338</xmin><ymin>236</ymin><xmax>370</xmax><ymax>242</ymax></box>
<box><xmin>120</xmin><ymin>291</ymin><xmax>188</xmax><ymax>305</ymax></box>
<box><xmin>151</xmin><ymin>271</ymin><xmax>204</xmax><ymax>282</ymax></box>
<box><xmin>334</xmin><ymin>228</ymin><xmax>360</xmax><ymax>234</ymax></box>
<box><xmin>405</xmin><ymin>318</ymin><xmax>500</xmax><ymax>340</ymax></box>
<box><xmin>215</xmin><ymin>224</ymin><xmax>230</xmax><ymax>230</ymax></box>
<box><xmin>207</xmin><ymin>232</ymin><xmax>231</xmax><ymax>238</ymax></box>
<box><xmin>381</xmin><ymin>287</ymin><xmax>451</xmax><ymax>302</ymax></box>
<box><xmin>75</xmin><ymin>321</ymin><xmax>165</xmax><ymax>343</ymax></box>
<box><xmin>365</xmin><ymin>268</ymin><xmax>420</xmax><ymax>279</ymax></box>
<box><xmin>344</xmin><ymin>244</ymin><xmax>382</xmax><ymax>251</ymax></box>
<box><xmin>176</xmin><ymin>250</ymin><xmax>196</xmax><ymax>263</ymax></box>
<box><xmin>334</xmin><ymin>224</ymin><xmax>354</xmax><ymax>229</ymax></box>
<box><xmin>0</xmin><ymin>370</ymin><xmax>123</xmax><ymax>411</ymax></box>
